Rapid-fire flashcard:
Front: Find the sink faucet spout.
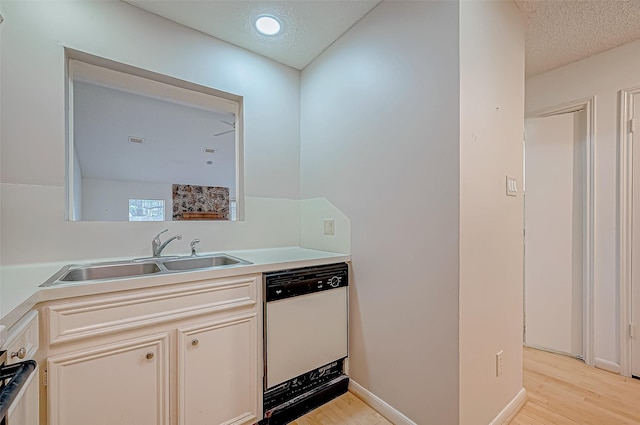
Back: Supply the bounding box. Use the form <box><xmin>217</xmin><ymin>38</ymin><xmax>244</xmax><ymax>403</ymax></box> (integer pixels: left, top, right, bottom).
<box><xmin>152</xmin><ymin>229</ymin><xmax>183</xmax><ymax>257</ymax></box>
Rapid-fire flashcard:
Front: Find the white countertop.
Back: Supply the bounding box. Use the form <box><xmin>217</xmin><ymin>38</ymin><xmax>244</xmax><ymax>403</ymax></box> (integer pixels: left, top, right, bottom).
<box><xmin>0</xmin><ymin>247</ymin><xmax>350</xmax><ymax>330</ymax></box>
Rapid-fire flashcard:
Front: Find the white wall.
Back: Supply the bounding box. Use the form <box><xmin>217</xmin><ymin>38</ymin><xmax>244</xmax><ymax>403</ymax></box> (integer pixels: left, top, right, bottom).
<box><xmin>300</xmin><ymin>198</ymin><xmax>350</xmax><ymax>254</ymax></box>
<box><xmin>0</xmin><ymin>1</ymin><xmax>301</xmax><ymax>265</ymax></box>
<box><xmin>526</xmin><ymin>38</ymin><xmax>640</xmax><ymax>367</ymax></box>
<box><xmin>0</xmin><ymin>2</ymin><xmax>4</xmax><ymax>306</ymax></box>
<box><xmin>459</xmin><ymin>2</ymin><xmax>524</xmax><ymax>424</ymax></box>
<box><xmin>82</xmin><ymin>179</ymin><xmax>172</xmax><ymax>222</ymax></box>
<box><xmin>73</xmin><ymin>80</ymin><xmax>237</xmax><ymax>193</ymax></box>
<box><xmin>301</xmin><ymin>2</ymin><xmax>461</xmax><ymax>423</ymax></box>
<box><xmin>1</xmin><ymin>2</ymin><xmax>529</xmax><ymax>422</ymax></box>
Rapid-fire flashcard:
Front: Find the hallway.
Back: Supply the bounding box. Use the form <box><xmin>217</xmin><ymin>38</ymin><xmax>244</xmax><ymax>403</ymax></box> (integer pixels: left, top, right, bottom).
<box><xmin>512</xmin><ymin>347</ymin><xmax>640</xmax><ymax>424</ymax></box>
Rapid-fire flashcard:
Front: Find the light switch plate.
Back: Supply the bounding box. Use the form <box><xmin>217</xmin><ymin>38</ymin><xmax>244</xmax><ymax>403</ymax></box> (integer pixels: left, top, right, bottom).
<box><xmin>323</xmin><ymin>219</ymin><xmax>335</xmax><ymax>235</ymax></box>
<box><xmin>506</xmin><ymin>176</ymin><xmax>518</xmax><ymax>197</ymax></box>
<box><xmin>496</xmin><ymin>350</ymin><xmax>504</xmax><ymax>377</ymax></box>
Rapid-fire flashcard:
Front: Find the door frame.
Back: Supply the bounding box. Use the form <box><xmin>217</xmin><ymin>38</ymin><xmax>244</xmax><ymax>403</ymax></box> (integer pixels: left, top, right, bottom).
<box><xmin>619</xmin><ymin>87</ymin><xmax>640</xmax><ymax>377</ymax></box>
<box><xmin>525</xmin><ymin>96</ymin><xmax>595</xmax><ymax>366</ymax></box>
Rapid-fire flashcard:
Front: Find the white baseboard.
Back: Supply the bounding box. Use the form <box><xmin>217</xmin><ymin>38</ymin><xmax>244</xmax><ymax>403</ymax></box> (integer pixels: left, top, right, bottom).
<box><xmin>349</xmin><ymin>380</ymin><xmax>417</xmax><ymax>425</ymax></box>
<box><xmin>595</xmin><ymin>357</ymin><xmax>621</xmax><ymax>374</ymax></box>
<box><xmin>487</xmin><ymin>388</ymin><xmax>527</xmax><ymax>425</ymax></box>
<box><xmin>350</xmin><ymin>381</ymin><xmax>527</xmax><ymax>425</ymax></box>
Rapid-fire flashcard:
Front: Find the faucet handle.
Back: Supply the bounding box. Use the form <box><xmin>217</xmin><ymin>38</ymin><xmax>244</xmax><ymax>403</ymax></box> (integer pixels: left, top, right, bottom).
<box><xmin>154</xmin><ymin>229</ymin><xmax>169</xmax><ymax>240</ymax></box>
<box><xmin>152</xmin><ymin>229</ymin><xmax>169</xmax><ymax>257</ymax></box>
<box><xmin>190</xmin><ymin>239</ymin><xmax>201</xmax><ymax>256</ymax></box>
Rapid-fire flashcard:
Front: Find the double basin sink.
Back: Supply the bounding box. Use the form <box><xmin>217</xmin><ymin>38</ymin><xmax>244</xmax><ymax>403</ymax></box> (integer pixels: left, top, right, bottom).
<box><xmin>42</xmin><ymin>254</ymin><xmax>252</xmax><ymax>286</ymax></box>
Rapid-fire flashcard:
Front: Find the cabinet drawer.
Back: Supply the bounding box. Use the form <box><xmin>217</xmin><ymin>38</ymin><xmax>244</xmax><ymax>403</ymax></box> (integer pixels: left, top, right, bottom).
<box><xmin>47</xmin><ymin>275</ymin><xmax>258</xmax><ymax>345</ymax></box>
<box><xmin>3</xmin><ymin>311</ymin><xmax>38</xmax><ymax>364</ymax></box>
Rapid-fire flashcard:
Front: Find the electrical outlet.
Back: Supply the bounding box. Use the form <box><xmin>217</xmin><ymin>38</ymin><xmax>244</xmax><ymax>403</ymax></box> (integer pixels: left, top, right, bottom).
<box><xmin>496</xmin><ymin>350</ymin><xmax>504</xmax><ymax>377</ymax></box>
<box><xmin>323</xmin><ymin>219</ymin><xmax>335</xmax><ymax>235</ymax></box>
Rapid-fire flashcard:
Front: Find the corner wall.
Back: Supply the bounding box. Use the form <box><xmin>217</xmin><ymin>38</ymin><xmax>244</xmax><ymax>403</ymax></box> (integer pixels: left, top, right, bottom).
<box><xmin>301</xmin><ymin>2</ymin><xmax>460</xmax><ymax>423</ymax></box>
<box><xmin>526</xmin><ymin>38</ymin><xmax>640</xmax><ymax>368</ymax></box>
<box><xmin>459</xmin><ymin>2</ymin><xmax>525</xmax><ymax>424</ymax></box>
<box><xmin>0</xmin><ymin>2</ymin><xmax>4</xmax><ymax>305</ymax></box>
<box><xmin>0</xmin><ymin>1</ymin><xmax>301</xmax><ymax>265</ymax></box>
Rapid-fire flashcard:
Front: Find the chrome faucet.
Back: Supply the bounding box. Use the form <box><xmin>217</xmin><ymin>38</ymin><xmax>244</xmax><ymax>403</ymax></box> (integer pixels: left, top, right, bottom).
<box><xmin>190</xmin><ymin>239</ymin><xmax>200</xmax><ymax>257</ymax></box>
<box><xmin>152</xmin><ymin>229</ymin><xmax>182</xmax><ymax>257</ymax></box>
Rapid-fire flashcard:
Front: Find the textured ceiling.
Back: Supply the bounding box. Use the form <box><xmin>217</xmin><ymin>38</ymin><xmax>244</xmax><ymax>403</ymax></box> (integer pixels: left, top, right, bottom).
<box><xmin>125</xmin><ymin>1</ymin><xmax>640</xmax><ymax>77</ymax></box>
<box><xmin>125</xmin><ymin>0</ymin><xmax>380</xmax><ymax>70</ymax></box>
<box><xmin>516</xmin><ymin>0</ymin><xmax>640</xmax><ymax>77</ymax></box>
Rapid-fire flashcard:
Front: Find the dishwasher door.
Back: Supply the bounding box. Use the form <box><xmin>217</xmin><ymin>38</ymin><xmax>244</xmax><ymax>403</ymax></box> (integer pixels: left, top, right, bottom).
<box><xmin>265</xmin><ymin>286</ymin><xmax>348</xmax><ymax>389</ymax></box>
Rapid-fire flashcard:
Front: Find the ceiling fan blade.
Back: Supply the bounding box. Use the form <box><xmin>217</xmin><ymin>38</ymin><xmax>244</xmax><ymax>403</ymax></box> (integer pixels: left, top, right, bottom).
<box><xmin>214</xmin><ymin>129</ymin><xmax>235</xmax><ymax>136</ymax></box>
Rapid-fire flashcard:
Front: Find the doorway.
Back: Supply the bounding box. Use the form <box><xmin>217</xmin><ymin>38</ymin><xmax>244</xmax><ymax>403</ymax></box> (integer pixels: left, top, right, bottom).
<box><xmin>524</xmin><ymin>99</ymin><xmax>594</xmax><ymax>364</ymax></box>
<box><xmin>622</xmin><ymin>88</ymin><xmax>640</xmax><ymax>377</ymax></box>
<box><xmin>633</xmin><ymin>92</ymin><xmax>640</xmax><ymax>377</ymax></box>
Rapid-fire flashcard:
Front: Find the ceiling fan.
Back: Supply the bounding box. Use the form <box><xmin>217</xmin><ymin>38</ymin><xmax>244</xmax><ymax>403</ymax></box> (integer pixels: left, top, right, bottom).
<box><xmin>214</xmin><ymin>120</ymin><xmax>235</xmax><ymax>137</ymax></box>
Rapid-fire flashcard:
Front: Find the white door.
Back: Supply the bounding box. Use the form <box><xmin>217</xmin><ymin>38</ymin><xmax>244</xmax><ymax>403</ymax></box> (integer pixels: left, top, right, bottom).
<box><xmin>524</xmin><ymin>111</ymin><xmax>585</xmax><ymax>357</ymax></box>
<box><xmin>631</xmin><ymin>93</ymin><xmax>640</xmax><ymax>376</ymax></box>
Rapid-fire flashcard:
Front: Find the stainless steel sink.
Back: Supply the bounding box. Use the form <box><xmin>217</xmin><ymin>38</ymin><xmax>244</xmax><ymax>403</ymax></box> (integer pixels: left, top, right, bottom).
<box><xmin>161</xmin><ymin>255</ymin><xmax>250</xmax><ymax>271</ymax></box>
<box><xmin>59</xmin><ymin>262</ymin><xmax>162</xmax><ymax>282</ymax></box>
<box><xmin>41</xmin><ymin>254</ymin><xmax>252</xmax><ymax>286</ymax></box>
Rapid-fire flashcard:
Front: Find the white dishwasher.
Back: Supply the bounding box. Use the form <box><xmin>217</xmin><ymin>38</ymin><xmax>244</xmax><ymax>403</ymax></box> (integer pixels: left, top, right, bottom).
<box><xmin>262</xmin><ymin>263</ymin><xmax>349</xmax><ymax>425</ymax></box>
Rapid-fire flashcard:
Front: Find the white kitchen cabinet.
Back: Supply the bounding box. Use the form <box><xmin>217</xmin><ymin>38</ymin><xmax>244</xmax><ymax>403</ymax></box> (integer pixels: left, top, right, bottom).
<box><xmin>178</xmin><ymin>313</ymin><xmax>259</xmax><ymax>425</ymax></box>
<box><xmin>42</xmin><ymin>274</ymin><xmax>262</xmax><ymax>425</ymax></box>
<box><xmin>47</xmin><ymin>333</ymin><xmax>170</xmax><ymax>425</ymax></box>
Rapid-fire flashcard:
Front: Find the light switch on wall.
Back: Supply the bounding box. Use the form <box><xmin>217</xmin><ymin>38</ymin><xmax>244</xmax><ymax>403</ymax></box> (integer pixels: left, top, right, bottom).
<box><xmin>506</xmin><ymin>176</ymin><xmax>518</xmax><ymax>197</ymax></box>
<box><xmin>496</xmin><ymin>350</ymin><xmax>504</xmax><ymax>377</ymax></box>
<box><xmin>324</xmin><ymin>219</ymin><xmax>335</xmax><ymax>235</ymax></box>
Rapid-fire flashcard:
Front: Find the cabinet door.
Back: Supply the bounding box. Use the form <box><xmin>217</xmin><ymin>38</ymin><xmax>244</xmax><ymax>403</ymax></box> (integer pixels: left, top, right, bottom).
<box><xmin>47</xmin><ymin>333</ymin><xmax>170</xmax><ymax>425</ymax></box>
<box><xmin>178</xmin><ymin>313</ymin><xmax>259</xmax><ymax>425</ymax></box>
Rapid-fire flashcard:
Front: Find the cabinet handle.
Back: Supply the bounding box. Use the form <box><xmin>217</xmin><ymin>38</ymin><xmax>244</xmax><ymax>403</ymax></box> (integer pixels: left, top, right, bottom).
<box><xmin>191</xmin><ymin>338</ymin><xmax>199</xmax><ymax>347</ymax></box>
<box><xmin>145</xmin><ymin>352</ymin><xmax>154</xmax><ymax>360</ymax></box>
<box><xmin>11</xmin><ymin>347</ymin><xmax>26</xmax><ymax>360</ymax></box>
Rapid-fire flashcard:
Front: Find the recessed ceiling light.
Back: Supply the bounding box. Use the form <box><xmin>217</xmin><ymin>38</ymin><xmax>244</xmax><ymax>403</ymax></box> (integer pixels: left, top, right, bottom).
<box><xmin>255</xmin><ymin>15</ymin><xmax>281</xmax><ymax>36</ymax></box>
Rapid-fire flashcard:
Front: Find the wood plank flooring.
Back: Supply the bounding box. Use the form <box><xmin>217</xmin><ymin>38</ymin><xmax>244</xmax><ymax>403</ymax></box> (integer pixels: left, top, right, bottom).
<box><xmin>291</xmin><ymin>347</ymin><xmax>640</xmax><ymax>424</ymax></box>
<box><xmin>290</xmin><ymin>392</ymin><xmax>392</xmax><ymax>425</ymax></box>
<box><xmin>512</xmin><ymin>347</ymin><xmax>640</xmax><ymax>425</ymax></box>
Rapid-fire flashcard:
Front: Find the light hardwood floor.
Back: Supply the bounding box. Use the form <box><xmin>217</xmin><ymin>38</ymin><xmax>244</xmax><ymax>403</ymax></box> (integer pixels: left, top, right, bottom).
<box><xmin>512</xmin><ymin>347</ymin><xmax>640</xmax><ymax>425</ymax></box>
<box><xmin>290</xmin><ymin>392</ymin><xmax>392</xmax><ymax>425</ymax></box>
<box><xmin>293</xmin><ymin>347</ymin><xmax>640</xmax><ymax>424</ymax></box>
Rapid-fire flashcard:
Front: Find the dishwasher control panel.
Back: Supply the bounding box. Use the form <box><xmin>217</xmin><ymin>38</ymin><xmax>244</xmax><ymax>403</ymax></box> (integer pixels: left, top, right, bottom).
<box><xmin>264</xmin><ymin>263</ymin><xmax>348</xmax><ymax>302</ymax></box>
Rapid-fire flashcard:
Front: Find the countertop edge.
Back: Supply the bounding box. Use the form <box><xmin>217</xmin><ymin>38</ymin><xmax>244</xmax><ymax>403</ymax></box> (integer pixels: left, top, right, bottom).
<box><xmin>0</xmin><ymin>247</ymin><xmax>350</xmax><ymax>333</ymax></box>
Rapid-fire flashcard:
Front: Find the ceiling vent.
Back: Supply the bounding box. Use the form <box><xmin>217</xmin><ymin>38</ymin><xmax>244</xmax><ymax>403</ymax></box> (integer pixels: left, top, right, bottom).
<box><xmin>128</xmin><ymin>136</ymin><xmax>145</xmax><ymax>144</ymax></box>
